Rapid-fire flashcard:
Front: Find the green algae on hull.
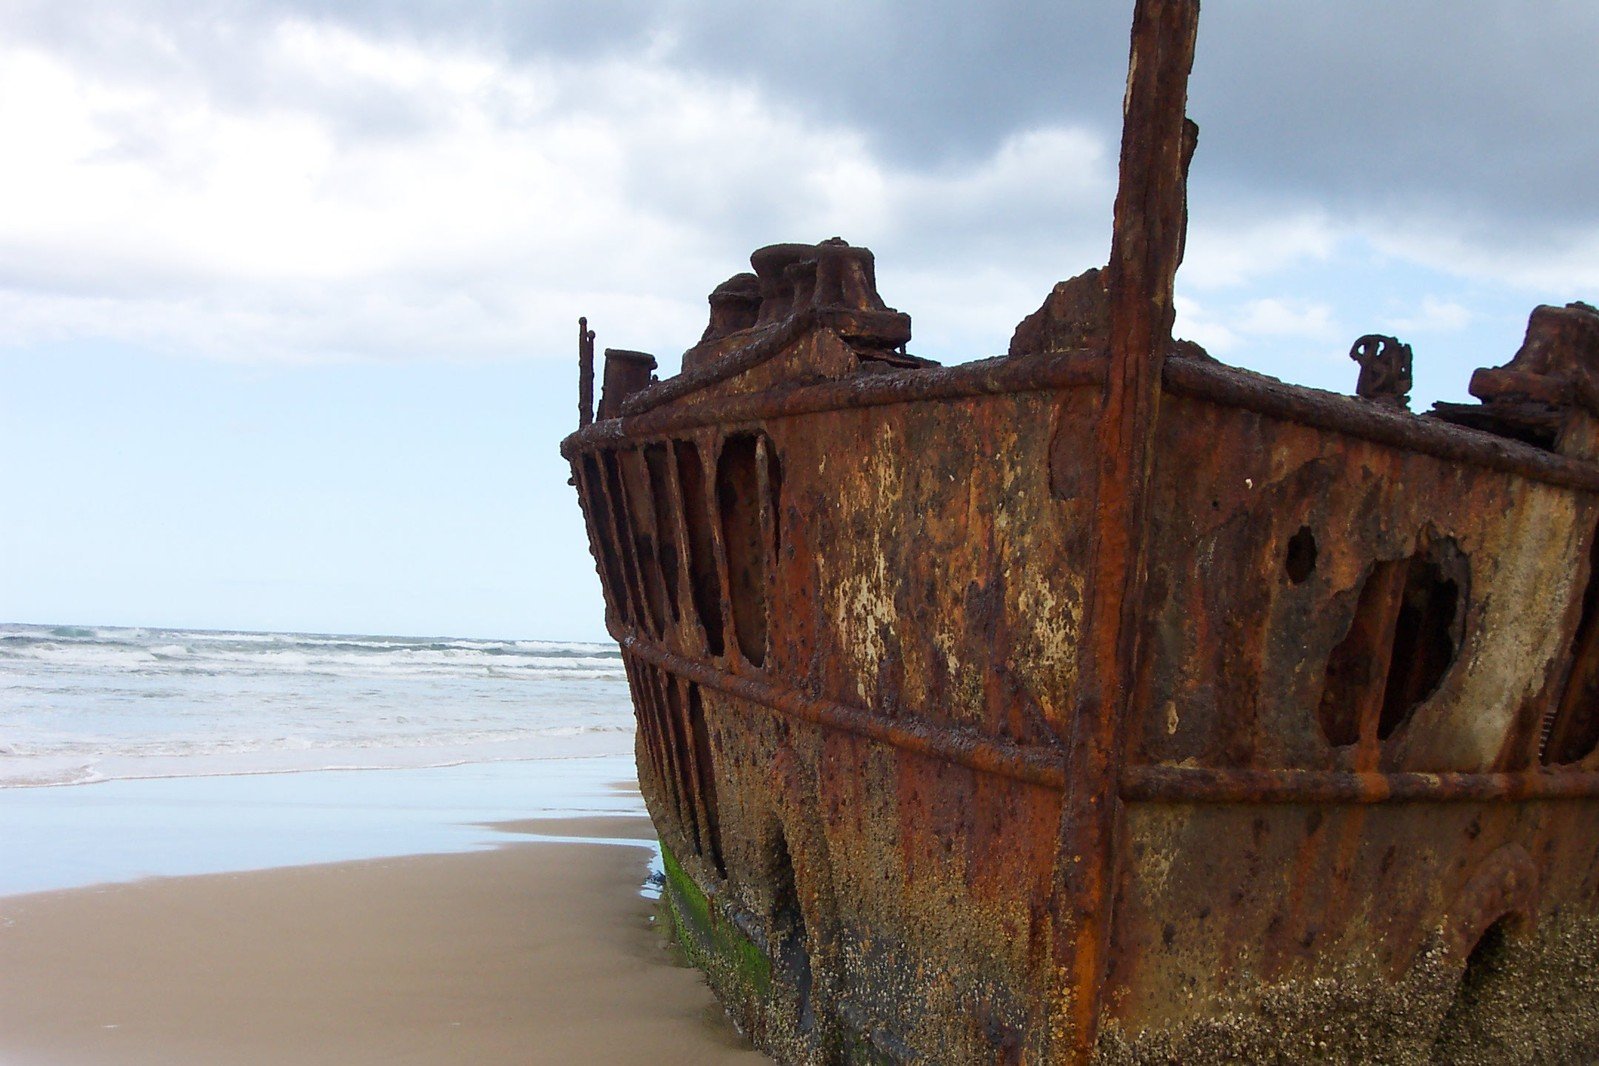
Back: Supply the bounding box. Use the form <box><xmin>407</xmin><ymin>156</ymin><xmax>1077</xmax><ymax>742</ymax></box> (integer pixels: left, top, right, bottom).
<box><xmin>660</xmin><ymin>842</ymin><xmax>771</xmax><ymax>1024</ymax></box>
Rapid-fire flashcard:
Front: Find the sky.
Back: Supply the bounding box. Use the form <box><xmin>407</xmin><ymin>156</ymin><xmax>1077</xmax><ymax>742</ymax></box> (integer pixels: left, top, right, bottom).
<box><xmin>2</xmin><ymin>1</ymin><xmax>1597</xmax><ymax>641</ymax></box>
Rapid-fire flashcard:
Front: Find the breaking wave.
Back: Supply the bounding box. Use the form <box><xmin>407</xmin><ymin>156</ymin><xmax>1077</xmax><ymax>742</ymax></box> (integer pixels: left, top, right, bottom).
<box><xmin>0</xmin><ymin>623</ymin><xmax>634</xmax><ymax>788</ymax></box>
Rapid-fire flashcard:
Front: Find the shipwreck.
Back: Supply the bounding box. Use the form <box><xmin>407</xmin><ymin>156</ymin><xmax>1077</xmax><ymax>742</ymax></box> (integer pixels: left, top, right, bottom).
<box><xmin>561</xmin><ymin>1</ymin><xmax>1599</xmax><ymax>1061</ymax></box>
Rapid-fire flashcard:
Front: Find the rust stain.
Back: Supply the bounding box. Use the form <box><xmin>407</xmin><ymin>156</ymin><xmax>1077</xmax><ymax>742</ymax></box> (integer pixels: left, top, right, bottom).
<box><xmin>559</xmin><ymin>1</ymin><xmax>1599</xmax><ymax>1062</ymax></box>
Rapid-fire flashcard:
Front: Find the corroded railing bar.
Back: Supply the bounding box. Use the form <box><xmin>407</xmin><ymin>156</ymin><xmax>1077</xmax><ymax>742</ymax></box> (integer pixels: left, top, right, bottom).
<box><xmin>1122</xmin><ymin>764</ymin><xmax>1599</xmax><ymax>804</ymax></box>
<box><xmin>568</xmin><ymin>344</ymin><xmax>1599</xmax><ymax>496</ymax></box>
<box><xmin>617</xmin><ymin>634</ymin><xmax>1599</xmax><ymax>805</ymax></box>
<box><xmin>1164</xmin><ymin>356</ymin><xmax>1599</xmax><ymax>494</ymax></box>
<box><xmin>619</xmin><ymin>633</ymin><xmax>1071</xmax><ymax>790</ymax></box>
<box><xmin>561</xmin><ymin>349</ymin><xmax>1105</xmax><ymax>455</ymax></box>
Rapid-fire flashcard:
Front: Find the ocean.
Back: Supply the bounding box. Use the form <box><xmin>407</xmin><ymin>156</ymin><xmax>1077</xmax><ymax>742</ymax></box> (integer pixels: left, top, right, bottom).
<box><xmin>0</xmin><ymin>622</ymin><xmax>633</xmax><ymax>788</ymax></box>
<box><xmin>0</xmin><ymin>623</ymin><xmax>644</xmax><ymax>895</ymax></box>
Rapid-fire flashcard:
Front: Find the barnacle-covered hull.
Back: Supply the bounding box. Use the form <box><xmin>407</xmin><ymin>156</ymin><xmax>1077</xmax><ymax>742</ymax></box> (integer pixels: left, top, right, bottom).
<box><xmin>564</xmin><ymin>343</ymin><xmax>1599</xmax><ymax>1065</ymax></box>
<box><xmin>560</xmin><ymin>3</ymin><xmax>1599</xmax><ymax>1062</ymax></box>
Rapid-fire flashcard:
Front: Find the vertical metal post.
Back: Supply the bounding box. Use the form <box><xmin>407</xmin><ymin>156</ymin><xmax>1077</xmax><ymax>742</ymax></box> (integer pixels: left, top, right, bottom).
<box><xmin>1046</xmin><ymin>1</ymin><xmax>1201</xmax><ymax>1061</ymax></box>
<box><xmin>578</xmin><ymin>316</ymin><xmax>596</xmax><ymax>428</ymax></box>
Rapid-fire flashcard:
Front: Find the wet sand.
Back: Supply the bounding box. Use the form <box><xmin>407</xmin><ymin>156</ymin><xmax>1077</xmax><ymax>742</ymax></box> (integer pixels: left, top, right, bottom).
<box><xmin>0</xmin><ymin>815</ymin><xmax>765</xmax><ymax>1065</ymax></box>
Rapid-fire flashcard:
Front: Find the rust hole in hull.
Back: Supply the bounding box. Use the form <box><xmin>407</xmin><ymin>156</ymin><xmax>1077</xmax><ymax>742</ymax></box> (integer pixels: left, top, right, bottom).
<box><xmin>687</xmin><ymin>682</ymin><xmax>726</xmax><ymax>877</ymax></box>
<box><xmin>1432</xmin><ymin>913</ymin><xmax>1523</xmax><ymax>1059</ymax></box>
<box><xmin>1285</xmin><ymin>525</ymin><xmax>1318</xmax><ymax>584</ymax></box>
<box><xmin>770</xmin><ymin>826</ymin><xmax>814</xmax><ymax>1033</ymax></box>
<box><xmin>577</xmin><ymin>453</ymin><xmax>632</xmax><ymax>627</ymax></box>
<box><xmin>1381</xmin><ymin>549</ymin><xmax>1463</xmax><ymax>739</ymax></box>
<box><xmin>1318</xmin><ymin>558</ymin><xmax>1404</xmax><ymax>748</ymax></box>
<box><xmin>717</xmin><ymin>432</ymin><xmax>778</xmax><ymax>668</ymax></box>
<box><xmin>1317</xmin><ymin>539</ymin><xmax>1467</xmax><ymax>749</ymax></box>
<box><xmin>675</xmin><ymin>440</ymin><xmax>727</xmax><ymax>657</ymax></box>
<box><xmin>643</xmin><ymin>443</ymin><xmax>684</xmax><ymax>626</ymax></box>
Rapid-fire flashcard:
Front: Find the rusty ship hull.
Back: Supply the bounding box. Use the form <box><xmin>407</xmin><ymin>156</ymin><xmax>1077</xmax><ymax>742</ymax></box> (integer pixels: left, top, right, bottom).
<box><xmin>561</xmin><ymin>2</ymin><xmax>1599</xmax><ymax>1062</ymax></box>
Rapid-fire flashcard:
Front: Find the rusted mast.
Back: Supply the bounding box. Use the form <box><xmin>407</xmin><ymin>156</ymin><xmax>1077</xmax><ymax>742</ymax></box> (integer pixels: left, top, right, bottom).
<box><xmin>578</xmin><ymin>316</ymin><xmax>596</xmax><ymax>428</ymax></box>
<box><xmin>1046</xmin><ymin>0</ymin><xmax>1200</xmax><ymax>1060</ymax></box>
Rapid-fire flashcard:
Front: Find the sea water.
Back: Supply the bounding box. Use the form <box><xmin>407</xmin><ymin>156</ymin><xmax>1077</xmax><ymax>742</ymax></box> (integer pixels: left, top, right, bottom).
<box><xmin>0</xmin><ymin>623</ymin><xmax>632</xmax><ymax>787</ymax></box>
<box><xmin>0</xmin><ymin>623</ymin><xmax>646</xmax><ymax>895</ymax></box>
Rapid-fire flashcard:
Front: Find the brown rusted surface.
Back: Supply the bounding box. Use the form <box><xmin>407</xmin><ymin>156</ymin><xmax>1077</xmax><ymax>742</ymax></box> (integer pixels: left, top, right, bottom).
<box><xmin>1047</xmin><ymin>0</ymin><xmax>1202</xmax><ymax>1060</ymax></box>
<box><xmin>561</xmin><ymin>2</ymin><xmax>1599</xmax><ymax>1063</ymax></box>
<box><xmin>1435</xmin><ymin>301</ymin><xmax>1599</xmax><ymax>457</ymax></box>
<box><xmin>1009</xmin><ymin>269</ymin><xmax>1110</xmax><ymax>357</ymax></box>
<box><xmin>1121</xmin><ymin>766</ymin><xmax>1599</xmax><ymax>805</ymax></box>
<box><xmin>1350</xmin><ymin>334</ymin><xmax>1414</xmax><ymax>409</ymax></box>
<box><xmin>598</xmin><ymin>347</ymin><xmax>657</xmax><ymax>420</ymax></box>
<box><xmin>622</xmin><ymin>634</ymin><xmax>1070</xmax><ymax>790</ymax></box>
<box><xmin>1165</xmin><ymin>355</ymin><xmax>1599</xmax><ymax>492</ymax></box>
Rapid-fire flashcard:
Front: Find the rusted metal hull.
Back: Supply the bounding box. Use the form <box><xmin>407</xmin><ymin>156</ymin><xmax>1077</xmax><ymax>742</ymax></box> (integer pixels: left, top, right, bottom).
<box><xmin>560</xmin><ymin>2</ymin><xmax>1599</xmax><ymax>1061</ymax></box>
<box><xmin>563</xmin><ymin>346</ymin><xmax>1599</xmax><ymax>1063</ymax></box>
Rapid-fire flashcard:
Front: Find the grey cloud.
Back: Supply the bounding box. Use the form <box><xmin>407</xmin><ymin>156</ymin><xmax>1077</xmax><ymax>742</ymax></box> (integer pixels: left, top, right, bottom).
<box><xmin>1190</xmin><ymin>2</ymin><xmax>1599</xmax><ymax>237</ymax></box>
<box><xmin>44</xmin><ymin>0</ymin><xmax>1126</xmax><ymax>163</ymax></box>
<box><xmin>258</xmin><ymin>0</ymin><xmax>1132</xmax><ymax>160</ymax></box>
<box><xmin>644</xmin><ymin>1</ymin><xmax>1132</xmax><ymax>167</ymax></box>
<box><xmin>273</xmin><ymin>0</ymin><xmax>657</xmax><ymax>58</ymax></box>
<box><xmin>650</xmin><ymin>1</ymin><xmax>1599</xmax><ymax>241</ymax></box>
<box><xmin>16</xmin><ymin>0</ymin><xmax>1594</xmax><ymax>240</ymax></box>
<box><xmin>5</xmin><ymin>0</ymin><xmax>1594</xmax><ymax>371</ymax></box>
<box><xmin>6</xmin><ymin>0</ymin><xmax>447</xmax><ymax>145</ymax></box>
<box><xmin>313</xmin><ymin>1</ymin><xmax>1599</xmax><ymax>257</ymax></box>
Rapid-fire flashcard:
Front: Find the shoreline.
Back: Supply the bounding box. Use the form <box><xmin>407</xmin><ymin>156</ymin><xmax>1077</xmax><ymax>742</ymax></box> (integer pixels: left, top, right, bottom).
<box><xmin>0</xmin><ymin>755</ymin><xmax>645</xmax><ymax>897</ymax></box>
<box><xmin>0</xmin><ymin>816</ymin><xmax>764</xmax><ymax>1065</ymax></box>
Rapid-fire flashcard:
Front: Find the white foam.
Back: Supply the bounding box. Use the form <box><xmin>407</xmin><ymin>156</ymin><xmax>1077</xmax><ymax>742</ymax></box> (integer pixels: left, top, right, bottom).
<box><xmin>0</xmin><ymin>623</ymin><xmax>636</xmax><ymax>789</ymax></box>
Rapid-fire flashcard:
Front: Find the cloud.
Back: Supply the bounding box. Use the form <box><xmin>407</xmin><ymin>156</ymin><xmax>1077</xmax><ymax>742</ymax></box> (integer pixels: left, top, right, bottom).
<box><xmin>1179</xmin><ymin>209</ymin><xmax>1341</xmax><ymax>290</ymax></box>
<box><xmin>0</xmin><ymin>0</ymin><xmax>1593</xmax><ymax>372</ymax></box>
<box><xmin>1234</xmin><ymin>298</ymin><xmax>1337</xmax><ymax>340</ymax></box>
<box><xmin>1191</xmin><ymin>2</ymin><xmax>1599</xmax><ymax>233</ymax></box>
<box><xmin>0</xmin><ymin>8</ymin><xmax>1127</xmax><ymax>366</ymax></box>
<box><xmin>1172</xmin><ymin>295</ymin><xmax>1238</xmax><ymax>355</ymax></box>
<box><xmin>1367</xmin><ymin>221</ymin><xmax>1599</xmax><ymax>297</ymax></box>
<box><xmin>1390</xmin><ymin>296</ymin><xmax>1475</xmax><ymax>336</ymax></box>
<box><xmin>1174</xmin><ymin>294</ymin><xmax>1338</xmax><ymax>359</ymax></box>
<box><xmin>0</xmin><ymin>18</ymin><xmax>820</xmax><ymax>360</ymax></box>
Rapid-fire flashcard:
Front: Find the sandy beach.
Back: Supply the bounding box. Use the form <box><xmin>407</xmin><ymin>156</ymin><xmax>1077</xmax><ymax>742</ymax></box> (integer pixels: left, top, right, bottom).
<box><xmin>0</xmin><ymin>814</ymin><xmax>765</xmax><ymax>1065</ymax></box>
